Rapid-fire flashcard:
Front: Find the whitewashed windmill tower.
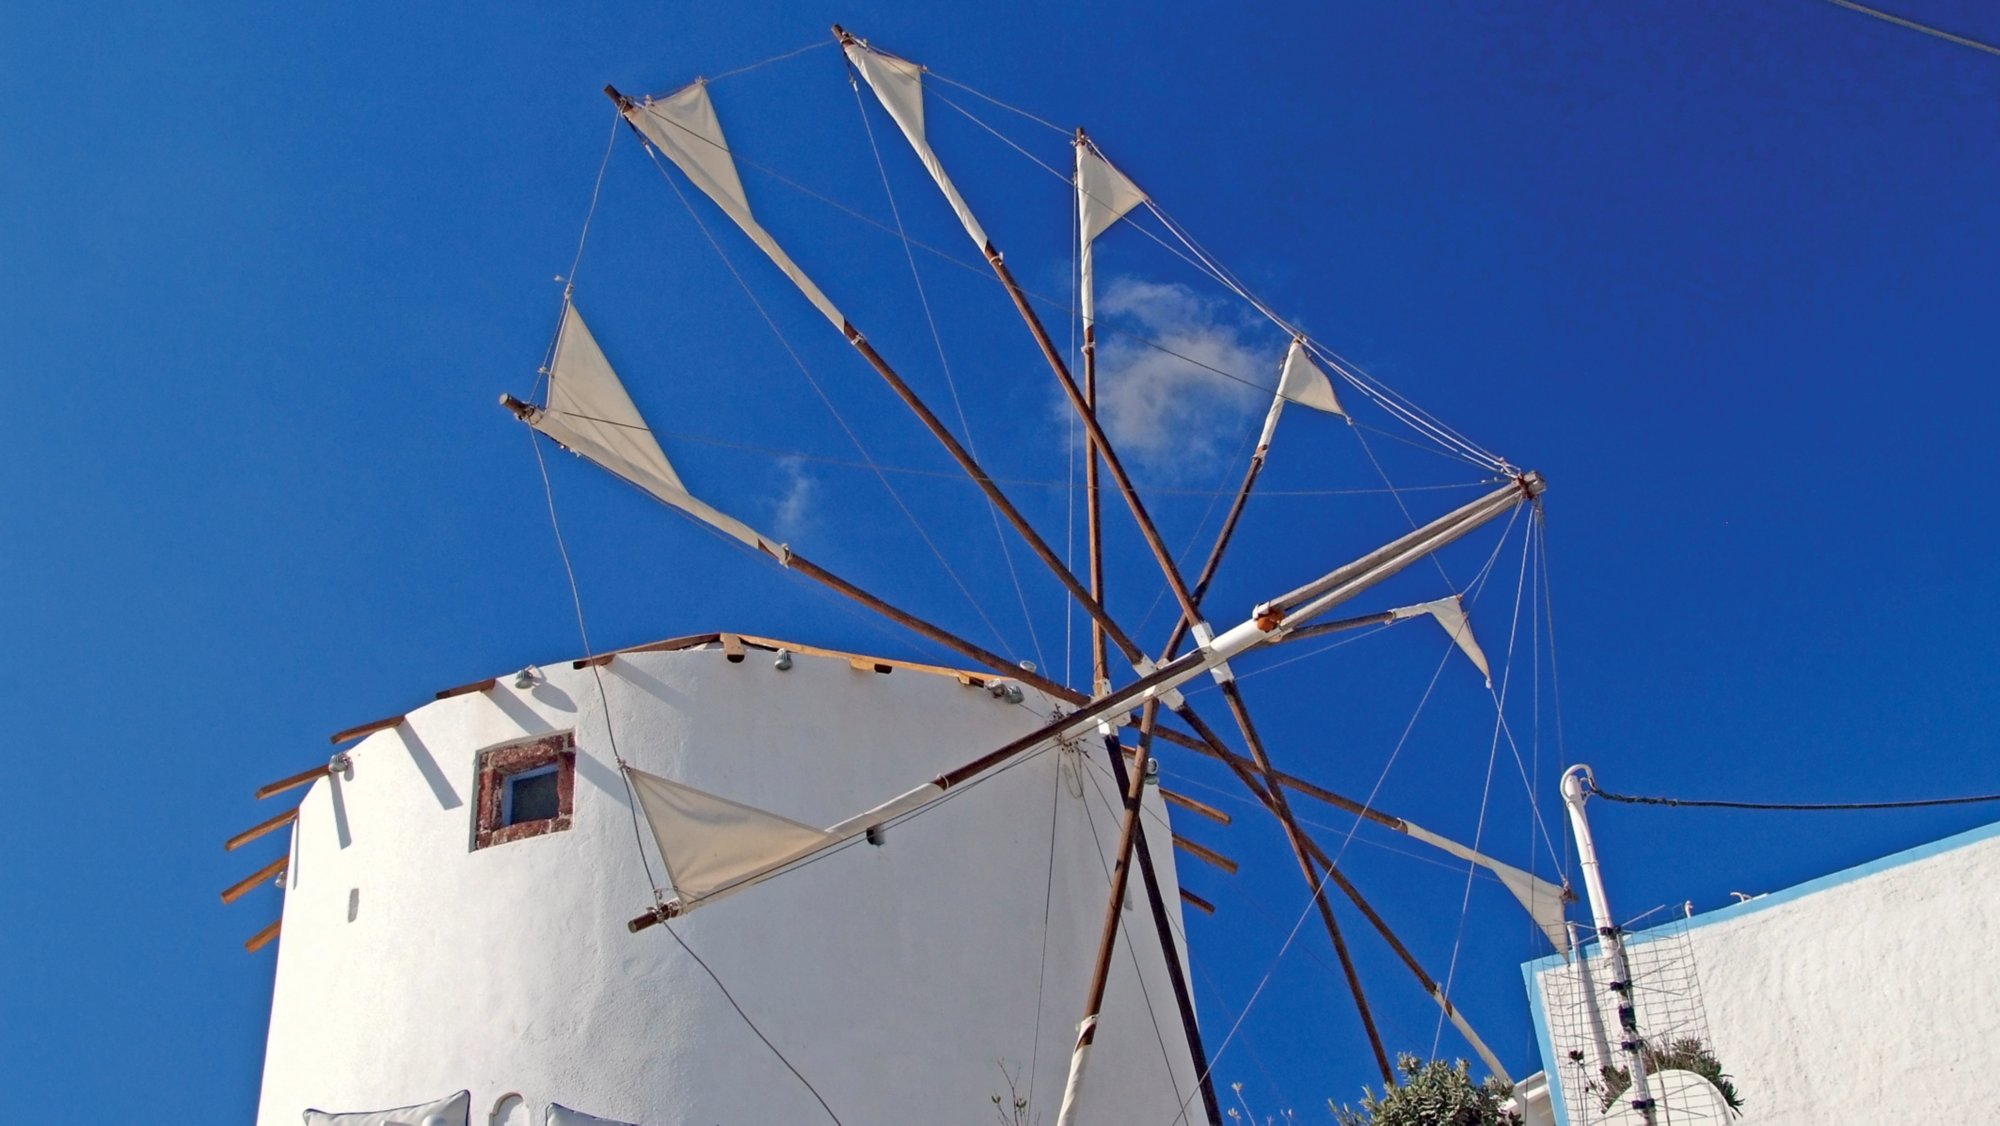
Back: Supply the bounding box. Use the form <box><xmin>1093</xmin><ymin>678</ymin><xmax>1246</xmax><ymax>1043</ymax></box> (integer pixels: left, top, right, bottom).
<box><xmin>225</xmin><ymin>27</ymin><xmax>1568</xmax><ymax>1126</ymax></box>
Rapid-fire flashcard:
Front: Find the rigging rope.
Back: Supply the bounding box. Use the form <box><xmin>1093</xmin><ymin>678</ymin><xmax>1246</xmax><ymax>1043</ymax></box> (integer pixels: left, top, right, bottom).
<box><xmin>703</xmin><ymin>38</ymin><xmax>837</xmax><ymax>84</ymax></box>
<box><xmin>529</xmin><ymin>420</ymin><xmax>844</xmax><ymax>1125</ymax></box>
<box><xmin>1433</xmin><ymin>511</ymin><xmax>1534</xmax><ymax>1055</ymax></box>
<box><xmin>1813</xmin><ymin>0</ymin><xmax>2000</xmax><ymax>58</ymax></box>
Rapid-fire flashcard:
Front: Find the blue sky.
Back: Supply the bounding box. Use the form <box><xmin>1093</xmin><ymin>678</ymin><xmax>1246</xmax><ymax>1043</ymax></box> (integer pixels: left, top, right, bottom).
<box><xmin>6</xmin><ymin>1</ymin><xmax>2000</xmax><ymax>1120</ymax></box>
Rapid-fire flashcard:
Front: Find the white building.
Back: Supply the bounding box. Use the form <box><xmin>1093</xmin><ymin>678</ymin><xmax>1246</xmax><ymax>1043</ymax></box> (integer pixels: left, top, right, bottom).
<box><xmin>1518</xmin><ymin>815</ymin><xmax>2000</xmax><ymax>1124</ymax></box>
<box><xmin>240</xmin><ymin>633</ymin><xmax>1203</xmax><ymax>1125</ymax></box>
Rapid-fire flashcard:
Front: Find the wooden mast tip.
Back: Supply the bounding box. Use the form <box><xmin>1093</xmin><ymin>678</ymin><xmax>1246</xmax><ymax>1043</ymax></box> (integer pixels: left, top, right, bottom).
<box><xmin>602</xmin><ymin>84</ymin><xmax>632</xmax><ymax>111</ymax></box>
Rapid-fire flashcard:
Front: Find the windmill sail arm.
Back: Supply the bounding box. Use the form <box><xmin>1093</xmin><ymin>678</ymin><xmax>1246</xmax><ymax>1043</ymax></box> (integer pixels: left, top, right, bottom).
<box><xmin>837</xmin><ymin>30</ymin><xmax>991</xmax><ymax>252</ymax></box>
<box><xmin>1262</xmin><ymin>472</ymin><xmax>1544</xmax><ymax>623</ymax></box>
<box><xmin>504</xmin><ymin>395</ymin><xmax>782</xmax><ymax>558</ymax></box>
<box><xmin>608</xmin><ymin>83</ymin><xmax>847</xmax><ymax>330</ymax></box>
<box><xmin>1401</xmin><ymin>819</ymin><xmax>1571</xmax><ymax>955</ymax></box>
<box><xmin>631</xmin><ymin>473</ymin><xmax>1540</xmax><ymax>928</ymax></box>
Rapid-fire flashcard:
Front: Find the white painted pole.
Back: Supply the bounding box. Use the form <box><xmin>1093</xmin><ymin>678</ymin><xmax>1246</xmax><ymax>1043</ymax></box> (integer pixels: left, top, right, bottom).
<box><xmin>1561</xmin><ymin>765</ymin><xmax>1656</xmax><ymax>1124</ymax></box>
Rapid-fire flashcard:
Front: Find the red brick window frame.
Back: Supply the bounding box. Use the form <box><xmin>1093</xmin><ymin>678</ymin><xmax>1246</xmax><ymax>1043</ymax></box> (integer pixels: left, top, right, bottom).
<box><xmin>473</xmin><ymin>731</ymin><xmax>577</xmax><ymax>850</ymax></box>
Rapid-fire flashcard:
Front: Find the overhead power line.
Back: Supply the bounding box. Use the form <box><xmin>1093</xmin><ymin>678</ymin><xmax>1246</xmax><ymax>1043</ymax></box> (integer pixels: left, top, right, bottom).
<box><xmin>1586</xmin><ymin>778</ymin><xmax>2000</xmax><ymax>812</ymax></box>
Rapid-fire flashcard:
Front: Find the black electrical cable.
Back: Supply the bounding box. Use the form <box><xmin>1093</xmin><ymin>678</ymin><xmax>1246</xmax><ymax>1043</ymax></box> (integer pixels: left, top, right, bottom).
<box><xmin>1585</xmin><ymin>778</ymin><xmax>2000</xmax><ymax>812</ymax></box>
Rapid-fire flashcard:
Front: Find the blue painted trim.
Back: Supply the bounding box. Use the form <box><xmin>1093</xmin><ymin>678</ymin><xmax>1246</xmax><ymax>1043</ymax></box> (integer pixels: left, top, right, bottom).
<box><xmin>1519</xmin><ymin>814</ymin><xmax>2000</xmax><ymax>1119</ymax></box>
<box><xmin>1522</xmin><ymin>955</ymin><xmax>1570</xmax><ymax>1126</ymax></box>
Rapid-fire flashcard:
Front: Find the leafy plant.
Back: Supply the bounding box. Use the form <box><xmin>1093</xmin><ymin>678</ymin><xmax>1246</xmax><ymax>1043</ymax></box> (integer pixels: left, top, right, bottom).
<box><xmin>1330</xmin><ymin>1054</ymin><xmax>1521</xmax><ymax>1126</ymax></box>
<box><xmin>1592</xmin><ymin>1037</ymin><xmax>1743</xmax><ymax>1117</ymax></box>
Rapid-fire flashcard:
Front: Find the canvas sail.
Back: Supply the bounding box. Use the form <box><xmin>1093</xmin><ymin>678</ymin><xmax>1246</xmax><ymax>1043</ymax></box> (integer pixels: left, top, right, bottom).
<box><xmin>843</xmin><ymin>41</ymin><xmax>990</xmax><ymax>251</ymax></box>
<box><xmin>626</xmin><ymin>767</ymin><xmax>839</xmax><ymax>905</ymax></box>
<box><xmin>1402</xmin><ymin>820</ymin><xmax>1571</xmax><ymax>955</ymax></box>
<box><xmin>621</xmin><ymin>82</ymin><xmax>847</xmax><ymax>330</ymax></box>
<box><xmin>524</xmin><ymin>302</ymin><xmax>780</xmax><ymax>556</ymax></box>
<box><xmin>1257</xmin><ymin>338</ymin><xmax>1346</xmax><ymax>453</ymax></box>
<box><xmin>1076</xmin><ymin>142</ymin><xmax>1147</xmax><ymax>330</ymax></box>
<box><xmin>1394</xmin><ymin>594</ymin><xmax>1493</xmax><ymax>686</ymax></box>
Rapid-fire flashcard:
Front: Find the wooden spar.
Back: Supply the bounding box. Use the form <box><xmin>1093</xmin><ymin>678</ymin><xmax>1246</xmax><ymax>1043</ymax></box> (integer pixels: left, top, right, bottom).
<box><xmin>835</xmin><ymin>328</ymin><xmax>1153</xmax><ymax>668</ymax></box>
<box><xmin>1187</xmin><ymin>449</ymin><xmax>1264</xmax><ymax>609</ymax></box>
<box><xmin>221</xmin><ymin>854</ymin><xmax>289</xmax><ymax>905</ymax></box>
<box><xmin>1178</xmin><ymin>887</ymin><xmax>1216</xmax><ymax>916</ymax></box>
<box><xmin>1080</xmin><ymin>135</ymin><xmax>1110</xmax><ymax>698</ymax></box>
<box><xmin>984</xmin><ymin>233</ymin><xmax>1205</xmax><ymax>633</ymax></box>
<box><xmin>939</xmin><ymin>474</ymin><xmax>1536</xmax><ymax>791</ymax></box>
<box><xmin>225</xmin><ymin>807</ymin><xmax>298</xmax><ymax>852</ymax></box>
<box><xmin>784</xmin><ymin>550</ymin><xmax>1235</xmax><ymax>783</ymax></box>
<box><xmin>599</xmin><ymin>79</ymin><xmax>1150</xmax><ymax>674</ymax></box>
<box><xmin>1061</xmin><ymin>701</ymin><xmax>1164</xmax><ymax>1126</ymax></box>
<box><xmin>786</xmin><ymin>551</ymin><xmax>1076</xmax><ymax>704</ymax></box>
<box><xmin>1265</xmin><ymin>473</ymin><xmax>1544</xmax><ymax>621</ymax></box>
<box><xmin>1276</xmin><ymin>609</ymin><xmax>1399</xmax><ymax>645</ymax></box>
<box><xmin>1098</xmin><ymin>723</ymin><xmax>1226</xmax><ymax>1126</ymax></box>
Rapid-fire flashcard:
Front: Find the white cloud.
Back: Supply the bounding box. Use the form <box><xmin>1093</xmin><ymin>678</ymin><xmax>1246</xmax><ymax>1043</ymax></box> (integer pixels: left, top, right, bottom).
<box><xmin>770</xmin><ymin>455</ymin><xmax>817</xmax><ymax>540</ymax></box>
<box><xmin>1083</xmin><ymin>278</ymin><xmax>1270</xmax><ymax>480</ymax></box>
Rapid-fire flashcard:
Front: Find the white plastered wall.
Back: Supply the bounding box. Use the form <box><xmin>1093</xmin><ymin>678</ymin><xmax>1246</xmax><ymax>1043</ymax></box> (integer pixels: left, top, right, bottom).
<box><xmin>255</xmin><ymin>641</ymin><xmax>1201</xmax><ymax>1125</ymax></box>
<box><xmin>1527</xmin><ymin>821</ymin><xmax>2000</xmax><ymax>1125</ymax></box>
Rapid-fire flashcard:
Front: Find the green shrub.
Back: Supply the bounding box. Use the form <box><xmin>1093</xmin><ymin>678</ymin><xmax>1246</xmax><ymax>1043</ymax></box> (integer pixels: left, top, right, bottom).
<box><xmin>1593</xmin><ymin>1037</ymin><xmax>1743</xmax><ymax>1116</ymax></box>
<box><xmin>1330</xmin><ymin>1054</ymin><xmax>1521</xmax><ymax>1126</ymax></box>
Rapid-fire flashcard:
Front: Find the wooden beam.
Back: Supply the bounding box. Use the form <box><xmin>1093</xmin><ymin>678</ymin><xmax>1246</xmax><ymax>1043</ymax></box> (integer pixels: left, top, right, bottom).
<box><xmin>255</xmin><ymin>764</ymin><xmax>330</xmax><ymax>801</ymax></box>
<box><xmin>225</xmin><ymin>807</ymin><xmax>298</xmax><ymax>852</ymax></box>
<box><xmin>1171</xmin><ymin>834</ymin><xmax>1238</xmax><ymax>875</ymax></box>
<box><xmin>221</xmin><ymin>854</ymin><xmax>289</xmax><ymax>904</ymax></box>
<box><xmin>329</xmin><ymin>714</ymin><xmax>402</xmax><ymax>746</ymax></box>
<box><xmin>573</xmin><ymin>632</ymin><xmax>722</xmax><ymax>669</ymax></box>
<box><xmin>1178</xmin><ymin>887</ymin><xmax>1216</xmax><ymax>916</ymax></box>
<box><xmin>1161</xmin><ymin>788</ymin><xmax>1232</xmax><ymax>826</ymax></box>
<box><xmin>720</xmin><ymin>633</ymin><xmax>746</xmax><ymax>662</ymax></box>
<box><xmin>433</xmin><ymin>676</ymin><xmax>497</xmax><ymax>701</ymax></box>
<box><xmin>244</xmin><ymin>918</ymin><xmax>282</xmax><ymax>953</ymax></box>
<box><xmin>734</xmin><ymin>635</ymin><xmax>986</xmax><ymax>685</ymax></box>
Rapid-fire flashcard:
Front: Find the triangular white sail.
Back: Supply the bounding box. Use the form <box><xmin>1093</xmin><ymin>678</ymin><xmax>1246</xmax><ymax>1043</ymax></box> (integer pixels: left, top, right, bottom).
<box><xmin>1077</xmin><ymin>142</ymin><xmax>1146</xmax><ymax>246</ymax></box>
<box><xmin>523</xmin><ymin>302</ymin><xmax>781</xmax><ymax>556</ymax></box>
<box><xmin>1256</xmin><ymin>337</ymin><xmax>1348</xmax><ymax>454</ymax></box>
<box><xmin>1076</xmin><ymin>141</ymin><xmax>1147</xmax><ymax>330</ymax></box>
<box><xmin>843</xmin><ymin>40</ymin><xmax>990</xmax><ymax>252</ymax></box>
<box><xmin>538</xmin><ymin>303</ymin><xmax>686</xmax><ymax>497</ymax></box>
<box><xmin>626</xmin><ymin>767</ymin><xmax>839</xmax><ymax>905</ymax></box>
<box><xmin>621</xmin><ymin>82</ymin><xmax>847</xmax><ymax>330</ymax></box>
<box><xmin>1402</xmin><ymin>820</ymin><xmax>1571</xmax><ymax>955</ymax></box>
<box><xmin>1277</xmin><ymin>337</ymin><xmax>1344</xmax><ymax>416</ymax></box>
<box><xmin>1394</xmin><ymin>595</ymin><xmax>1492</xmax><ymax>686</ymax></box>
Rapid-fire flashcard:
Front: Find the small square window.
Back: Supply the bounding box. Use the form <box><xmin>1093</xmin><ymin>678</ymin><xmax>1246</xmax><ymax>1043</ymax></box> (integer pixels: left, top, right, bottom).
<box><xmin>474</xmin><ymin>732</ymin><xmax>576</xmax><ymax>850</ymax></box>
<box><xmin>504</xmin><ymin>766</ymin><xmax>561</xmax><ymax>826</ymax></box>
